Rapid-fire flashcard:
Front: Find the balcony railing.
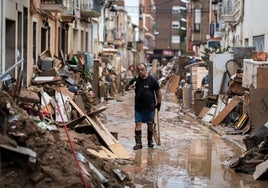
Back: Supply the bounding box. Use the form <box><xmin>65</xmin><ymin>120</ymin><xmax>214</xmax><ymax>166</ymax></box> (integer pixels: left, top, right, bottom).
<box><xmin>220</xmin><ymin>0</ymin><xmax>241</xmax><ymax>24</ymax></box>
<box><xmin>40</xmin><ymin>0</ymin><xmax>67</xmax><ymax>13</ymax></box>
<box><xmin>61</xmin><ymin>0</ymin><xmax>74</xmax><ymax>22</ymax></box>
<box><xmin>81</xmin><ymin>0</ymin><xmax>101</xmax><ymax>18</ymax></box>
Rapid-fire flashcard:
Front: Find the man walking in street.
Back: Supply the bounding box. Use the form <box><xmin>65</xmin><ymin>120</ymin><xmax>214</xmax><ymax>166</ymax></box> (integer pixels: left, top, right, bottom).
<box><xmin>125</xmin><ymin>63</ymin><xmax>162</xmax><ymax>150</ymax></box>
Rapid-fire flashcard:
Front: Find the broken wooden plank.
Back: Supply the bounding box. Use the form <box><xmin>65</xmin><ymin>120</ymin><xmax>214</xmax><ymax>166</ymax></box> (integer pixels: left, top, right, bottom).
<box><xmin>87</xmin><ymin>146</ymin><xmax>117</xmax><ymax>159</ymax></box>
<box><xmin>66</xmin><ymin>115</ymin><xmax>86</xmax><ymax>129</ymax></box>
<box><xmin>68</xmin><ymin>98</ymin><xmax>130</xmax><ymax>159</ymax></box>
<box><xmin>0</xmin><ymin>144</ymin><xmax>37</xmax><ymax>170</ymax></box>
<box><xmin>212</xmin><ymin>96</ymin><xmax>240</xmax><ymax>126</ymax></box>
<box><xmin>0</xmin><ymin>144</ymin><xmax>36</xmax><ymax>158</ymax></box>
<box><xmin>33</xmin><ymin>75</ymin><xmax>61</xmax><ymax>84</ymax></box>
<box><xmin>74</xmin><ymin>94</ymin><xmax>87</xmax><ymax>114</ymax></box>
<box><xmin>69</xmin><ymin>98</ymin><xmax>116</xmax><ymax>144</ymax></box>
<box><xmin>88</xmin><ymin>106</ymin><xmax>108</xmax><ymax>116</ymax></box>
<box><xmin>89</xmin><ymin>115</ymin><xmax>119</xmax><ymax>146</ymax></box>
<box><xmin>166</xmin><ymin>75</ymin><xmax>180</xmax><ymax>93</ymax></box>
<box><xmin>253</xmin><ymin>159</ymin><xmax>268</xmax><ymax>180</ymax></box>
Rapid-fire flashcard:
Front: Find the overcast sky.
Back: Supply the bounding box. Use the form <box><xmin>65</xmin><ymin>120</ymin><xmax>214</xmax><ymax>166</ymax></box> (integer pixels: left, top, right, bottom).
<box><xmin>124</xmin><ymin>0</ymin><xmax>139</xmax><ymax>26</ymax></box>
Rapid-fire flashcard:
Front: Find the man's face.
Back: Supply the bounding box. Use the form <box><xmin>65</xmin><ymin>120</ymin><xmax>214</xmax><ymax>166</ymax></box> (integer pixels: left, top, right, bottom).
<box><xmin>137</xmin><ymin>64</ymin><xmax>147</xmax><ymax>78</ymax></box>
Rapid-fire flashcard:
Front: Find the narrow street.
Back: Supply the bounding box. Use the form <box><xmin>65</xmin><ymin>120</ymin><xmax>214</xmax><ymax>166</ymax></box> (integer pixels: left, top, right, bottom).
<box><xmin>102</xmin><ymin>90</ymin><xmax>267</xmax><ymax>188</ymax></box>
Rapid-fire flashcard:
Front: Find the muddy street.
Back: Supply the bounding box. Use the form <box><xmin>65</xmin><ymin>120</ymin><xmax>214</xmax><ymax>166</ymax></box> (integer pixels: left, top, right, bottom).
<box><xmin>102</xmin><ymin>90</ymin><xmax>267</xmax><ymax>188</ymax></box>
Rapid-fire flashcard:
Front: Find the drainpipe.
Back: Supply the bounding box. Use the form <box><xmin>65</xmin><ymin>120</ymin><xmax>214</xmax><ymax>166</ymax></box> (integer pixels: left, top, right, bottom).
<box><xmin>0</xmin><ymin>0</ymin><xmax>3</xmax><ymax>75</ymax></box>
<box><xmin>55</xmin><ymin>14</ymin><xmax>58</xmax><ymax>56</ymax></box>
<box><xmin>239</xmin><ymin>0</ymin><xmax>244</xmax><ymax>46</ymax></box>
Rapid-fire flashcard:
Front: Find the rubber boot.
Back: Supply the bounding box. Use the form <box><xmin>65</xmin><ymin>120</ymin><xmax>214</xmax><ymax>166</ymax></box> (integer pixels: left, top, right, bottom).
<box><xmin>133</xmin><ymin>130</ymin><xmax>142</xmax><ymax>150</ymax></box>
<box><xmin>147</xmin><ymin>125</ymin><xmax>154</xmax><ymax>148</ymax></box>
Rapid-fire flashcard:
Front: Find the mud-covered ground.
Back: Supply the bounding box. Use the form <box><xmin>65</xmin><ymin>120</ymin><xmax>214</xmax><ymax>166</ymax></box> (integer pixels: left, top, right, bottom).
<box><xmin>0</xmin><ymin>91</ymin><xmax>135</xmax><ymax>188</ymax></box>
<box><xmin>102</xmin><ymin>90</ymin><xmax>268</xmax><ymax>188</ymax></box>
<box><xmin>1</xmin><ymin>87</ymin><xmax>267</xmax><ymax>188</ymax></box>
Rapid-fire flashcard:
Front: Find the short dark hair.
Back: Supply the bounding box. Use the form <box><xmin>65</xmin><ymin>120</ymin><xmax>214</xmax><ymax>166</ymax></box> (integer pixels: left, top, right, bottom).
<box><xmin>137</xmin><ymin>63</ymin><xmax>147</xmax><ymax>69</ymax></box>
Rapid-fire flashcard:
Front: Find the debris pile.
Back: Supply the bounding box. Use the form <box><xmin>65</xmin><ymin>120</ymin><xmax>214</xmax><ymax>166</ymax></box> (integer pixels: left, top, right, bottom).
<box><xmin>224</xmin><ymin>124</ymin><xmax>268</xmax><ymax>180</ymax></box>
<box><xmin>0</xmin><ymin>50</ymin><xmax>134</xmax><ymax>187</ymax></box>
<box><xmin>157</xmin><ymin>49</ymin><xmax>268</xmax><ymax>180</ymax></box>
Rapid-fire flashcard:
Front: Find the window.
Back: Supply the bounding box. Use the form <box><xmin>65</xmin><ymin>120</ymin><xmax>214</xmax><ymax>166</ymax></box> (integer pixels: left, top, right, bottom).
<box><xmin>244</xmin><ymin>38</ymin><xmax>249</xmax><ymax>47</ymax></box>
<box><xmin>194</xmin><ymin>8</ymin><xmax>201</xmax><ymax>31</ymax></box>
<box><xmin>172</xmin><ymin>6</ymin><xmax>182</xmax><ymax>13</ymax></box>
<box><xmin>63</xmin><ymin>0</ymin><xmax>71</xmax><ymax>9</ymax></box>
<box><xmin>76</xmin><ymin>0</ymin><xmax>80</xmax><ymax>9</ymax></box>
<box><xmin>253</xmin><ymin>35</ymin><xmax>264</xmax><ymax>51</ymax></box>
<box><xmin>172</xmin><ymin>21</ymin><xmax>180</xmax><ymax>29</ymax></box>
<box><xmin>172</xmin><ymin>35</ymin><xmax>180</xmax><ymax>44</ymax></box>
<box><xmin>194</xmin><ymin>23</ymin><xmax>200</xmax><ymax>31</ymax></box>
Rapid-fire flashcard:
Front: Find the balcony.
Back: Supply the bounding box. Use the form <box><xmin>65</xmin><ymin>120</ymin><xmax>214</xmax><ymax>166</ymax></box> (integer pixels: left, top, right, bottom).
<box><xmin>40</xmin><ymin>0</ymin><xmax>67</xmax><ymax>13</ymax></box>
<box><xmin>81</xmin><ymin>0</ymin><xmax>101</xmax><ymax>18</ymax></box>
<box><xmin>220</xmin><ymin>0</ymin><xmax>242</xmax><ymax>25</ymax></box>
<box><xmin>61</xmin><ymin>0</ymin><xmax>74</xmax><ymax>22</ymax></box>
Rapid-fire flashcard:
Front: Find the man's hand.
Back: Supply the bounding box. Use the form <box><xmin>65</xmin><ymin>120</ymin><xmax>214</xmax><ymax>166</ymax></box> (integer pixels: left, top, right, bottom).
<box><xmin>125</xmin><ymin>76</ymin><xmax>138</xmax><ymax>91</ymax></box>
<box><xmin>155</xmin><ymin>103</ymin><xmax>161</xmax><ymax>111</ymax></box>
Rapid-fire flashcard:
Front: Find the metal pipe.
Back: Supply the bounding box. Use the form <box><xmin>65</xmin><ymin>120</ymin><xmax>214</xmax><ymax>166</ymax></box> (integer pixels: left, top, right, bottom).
<box><xmin>0</xmin><ymin>0</ymin><xmax>4</xmax><ymax>76</ymax></box>
<box><xmin>0</xmin><ymin>59</ymin><xmax>24</xmax><ymax>81</ymax></box>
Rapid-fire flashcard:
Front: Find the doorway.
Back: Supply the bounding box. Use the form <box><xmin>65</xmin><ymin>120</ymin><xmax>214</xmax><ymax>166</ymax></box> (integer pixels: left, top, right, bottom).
<box><xmin>5</xmin><ymin>19</ymin><xmax>16</xmax><ymax>78</ymax></box>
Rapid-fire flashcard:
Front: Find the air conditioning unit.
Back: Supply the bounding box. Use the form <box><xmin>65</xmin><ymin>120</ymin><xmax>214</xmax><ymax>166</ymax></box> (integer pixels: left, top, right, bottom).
<box><xmin>40</xmin><ymin>57</ymin><xmax>55</xmax><ymax>71</ymax></box>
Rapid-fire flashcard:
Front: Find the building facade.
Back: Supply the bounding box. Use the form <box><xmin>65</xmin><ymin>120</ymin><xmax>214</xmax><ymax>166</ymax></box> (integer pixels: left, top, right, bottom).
<box><xmin>0</xmin><ymin>0</ymin><xmax>30</xmax><ymax>86</ymax></box>
<box><xmin>186</xmin><ymin>0</ymin><xmax>210</xmax><ymax>56</ymax></box>
<box><xmin>2</xmin><ymin>0</ymin><xmax>268</xmax><ymax>89</ymax></box>
<box><xmin>154</xmin><ymin>0</ymin><xmax>187</xmax><ymax>61</ymax></box>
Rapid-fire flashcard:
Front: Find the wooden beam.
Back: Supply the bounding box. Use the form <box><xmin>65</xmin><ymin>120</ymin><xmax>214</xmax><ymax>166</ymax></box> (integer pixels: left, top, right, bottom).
<box><xmin>87</xmin><ymin>146</ymin><xmax>117</xmax><ymax>159</ymax></box>
<box><xmin>212</xmin><ymin>96</ymin><xmax>240</xmax><ymax>126</ymax></box>
<box><xmin>68</xmin><ymin>98</ymin><xmax>130</xmax><ymax>159</ymax></box>
<box><xmin>253</xmin><ymin>159</ymin><xmax>268</xmax><ymax>180</ymax></box>
<box><xmin>66</xmin><ymin>115</ymin><xmax>86</xmax><ymax>129</ymax></box>
<box><xmin>166</xmin><ymin>75</ymin><xmax>180</xmax><ymax>93</ymax></box>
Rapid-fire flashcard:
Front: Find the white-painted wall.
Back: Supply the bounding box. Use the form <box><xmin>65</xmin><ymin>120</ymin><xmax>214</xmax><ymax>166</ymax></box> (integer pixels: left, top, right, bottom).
<box><xmin>243</xmin><ymin>0</ymin><xmax>268</xmax><ymax>51</ymax></box>
<box><xmin>0</xmin><ymin>0</ymin><xmax>30</xmax><ymax>84</ymax></box>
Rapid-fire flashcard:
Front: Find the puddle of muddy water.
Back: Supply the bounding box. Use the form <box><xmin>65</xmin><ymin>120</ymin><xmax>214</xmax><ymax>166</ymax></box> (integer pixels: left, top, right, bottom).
<box><xmin>104</xmin><ymin>92</ymin><xmax>267</xmax><ymax>188</ymax></box>
<box><xmin>120</xmin><ymin>136</ymin><xmax>267</xmax><ymax>188</ymax></box>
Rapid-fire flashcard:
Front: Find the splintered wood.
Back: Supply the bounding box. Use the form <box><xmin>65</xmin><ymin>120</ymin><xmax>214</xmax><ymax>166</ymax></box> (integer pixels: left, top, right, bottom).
<box><xmin>68</xmin><ymin>98</ymin><xmax>130</xmax><ymax>159</ymax></box>
<box><xmin>212</xmin><ymin>96</ymin><xmax>240</xmax><ymax>126</ymax></box>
